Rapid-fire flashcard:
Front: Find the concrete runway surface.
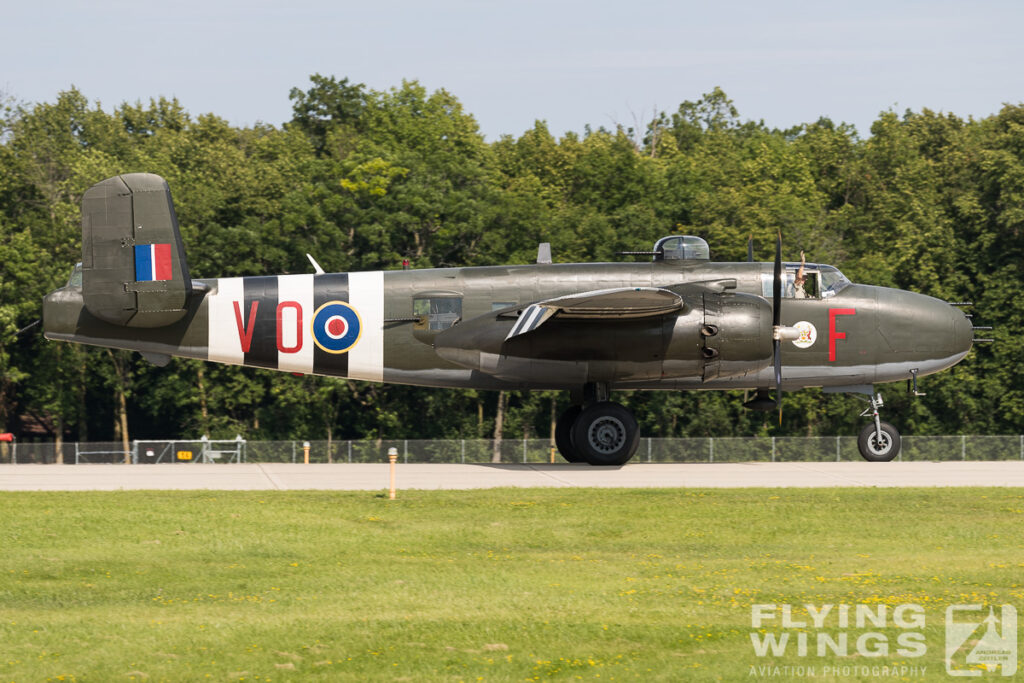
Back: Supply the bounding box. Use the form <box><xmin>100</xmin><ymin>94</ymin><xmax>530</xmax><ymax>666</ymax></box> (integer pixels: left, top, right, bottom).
<box><xmin>2</xmin><ymin>461</ymin><xmax>1024</xmax><ymax>491</ymax></box>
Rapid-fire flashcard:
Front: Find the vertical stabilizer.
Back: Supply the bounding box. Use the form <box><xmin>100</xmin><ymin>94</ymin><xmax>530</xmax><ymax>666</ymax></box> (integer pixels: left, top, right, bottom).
<box><xmin>81</xmin><ymin>173</ymin><xmax>193</xmax><ymax>327</ymax></box>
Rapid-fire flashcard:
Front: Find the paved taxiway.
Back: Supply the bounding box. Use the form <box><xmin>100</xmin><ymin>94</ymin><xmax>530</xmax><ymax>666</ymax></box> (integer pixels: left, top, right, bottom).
<box><xmin>2</xmin><ymin>461</ymin><xmax>1024</xmax><ymax>491</ymax></box>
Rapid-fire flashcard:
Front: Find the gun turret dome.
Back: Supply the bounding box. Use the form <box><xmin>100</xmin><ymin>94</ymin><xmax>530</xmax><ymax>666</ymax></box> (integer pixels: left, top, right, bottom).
<box><xmin>653</xmin><ymin>235</ymin><xmax>709</xmax><ymax>261</ymax></box>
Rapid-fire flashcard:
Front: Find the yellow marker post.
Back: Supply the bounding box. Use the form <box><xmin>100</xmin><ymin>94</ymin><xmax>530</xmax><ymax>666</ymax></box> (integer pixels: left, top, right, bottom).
<box><xmin>550</xmin><ymin>447</ymin><xmax>556</xmax><ymax>464</ymax></box>
<box><xmin>387</xmin><ymin>446</ymin><xmax>398</xmax><ymax>500</ymax></box>
<box><xmin>303</xmin><ymin>441</ymin><xmax>310</xmax><ymax>465</ymax></box>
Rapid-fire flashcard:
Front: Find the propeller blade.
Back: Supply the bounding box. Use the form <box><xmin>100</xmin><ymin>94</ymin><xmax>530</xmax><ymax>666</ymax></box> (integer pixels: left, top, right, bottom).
<box><xmin>773</xmin><ymin>232</ymin><xmax>782</xmax><ymax>328</ymax></box>
<box><xmin>773</xmin><ymin>232</ymin><xmax>783</xmax><ymax>424</ymax></box>
<box><xmin>775</xmin><ymin>338</ymin><xmax>783</xmax><ymax>424</ymax></box>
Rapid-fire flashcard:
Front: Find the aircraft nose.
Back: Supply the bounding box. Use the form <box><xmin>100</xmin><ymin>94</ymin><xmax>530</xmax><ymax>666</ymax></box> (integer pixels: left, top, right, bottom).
<box><xmin>877</xmin><ymin>289</ymin><xmax>973</xmax><ymax>360</ymax></box>
<box><xmin>913</xmin><ymin>294</ymin><xmax>974</xmax><ymax>359</ymax></box>
<box><xmin>951</xmin><ymin>305</ymin><xmax>974</xmax><ymax>356</ymax></box>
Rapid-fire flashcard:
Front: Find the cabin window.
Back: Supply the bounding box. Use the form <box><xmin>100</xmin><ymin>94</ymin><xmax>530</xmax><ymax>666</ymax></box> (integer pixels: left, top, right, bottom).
<box><xmin>413</xmin><ymin>294</ymin><xmax>462</xmax><ymax>331</ymax></box>
<box><xmin>67</xmin><ymin>262</ymin><xmax>83</xmax><ymax>288</ymax></box>
<box><xmin>491</xmin><ymin>302</ymin><xmax>516</xmax><ymax>312</ymax></box>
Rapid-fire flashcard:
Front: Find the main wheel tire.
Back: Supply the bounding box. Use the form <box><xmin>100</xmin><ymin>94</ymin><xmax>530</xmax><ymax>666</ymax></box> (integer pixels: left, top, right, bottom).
<box><xmin>571</xmin><ymin>401</ymin><xmax>640</xmax><ymax>466</ymax></box>
<box><xmin>857</xmin><ymin>421</ymin><xmax>901</xmax><ymax>462</ymax></box>
<box><xmin>555</xmin><ymin>405</ymin><xmax>585</xmax><ymax>463</ymax></box>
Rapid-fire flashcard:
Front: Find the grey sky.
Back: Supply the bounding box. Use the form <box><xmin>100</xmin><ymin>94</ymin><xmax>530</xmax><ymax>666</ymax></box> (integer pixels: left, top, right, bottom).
<box><xmin>3</xmin><ymin>0</ymin><xmax>1022</xmax><ymax>140</ymax></box>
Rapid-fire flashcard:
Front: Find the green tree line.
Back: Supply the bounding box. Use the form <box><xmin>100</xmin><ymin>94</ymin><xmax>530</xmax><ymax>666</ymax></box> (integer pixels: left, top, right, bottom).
<box><xmin>0</xmin><ymin>77</ymin><xmax>1020</xmax><ymax>446</ymax></box>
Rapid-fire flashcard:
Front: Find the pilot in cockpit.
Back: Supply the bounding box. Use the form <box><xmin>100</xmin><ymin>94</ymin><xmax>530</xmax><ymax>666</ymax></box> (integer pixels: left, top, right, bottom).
<box><xmin>793</xmin><ymin>251</ymin><xmax>808</xmax><ymax>299</ymax></box>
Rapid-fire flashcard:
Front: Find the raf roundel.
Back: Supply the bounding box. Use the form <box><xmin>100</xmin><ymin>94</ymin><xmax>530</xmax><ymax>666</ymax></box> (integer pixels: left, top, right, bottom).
<box><xmin>311</xmin><ymin>301</ymin><xmax>362</xmax><ymax>354</ymax></box>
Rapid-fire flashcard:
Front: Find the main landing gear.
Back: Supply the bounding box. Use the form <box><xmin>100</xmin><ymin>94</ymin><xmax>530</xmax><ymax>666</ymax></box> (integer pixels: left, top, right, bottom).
<box><xmin>856</xmin><ymin>392</ymin><xmax>901</xmax><ymax>462</ymax></box>
<box><xmin>555</xmin><ymin>384</ymin><xmax>640</xmax><ymax>466</ymax></box>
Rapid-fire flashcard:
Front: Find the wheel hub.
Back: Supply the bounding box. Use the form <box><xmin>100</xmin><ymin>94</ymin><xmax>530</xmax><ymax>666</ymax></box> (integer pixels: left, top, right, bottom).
<box><xmin>867</xmin><ymin>431</ymin><xmax>892</xmax><ymax>455</ymax></box>
<box><xmin>588</xmin><ymin>416</ymin><xmax>626</xmax><ymax>454</ymax></box>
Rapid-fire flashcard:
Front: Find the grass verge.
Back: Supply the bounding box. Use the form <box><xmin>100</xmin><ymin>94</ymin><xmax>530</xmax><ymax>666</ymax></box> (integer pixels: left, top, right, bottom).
<box><xmin>1</xmin><ymin>488</ymin><xmax>1023</xmax><ymax>681</ymax></box>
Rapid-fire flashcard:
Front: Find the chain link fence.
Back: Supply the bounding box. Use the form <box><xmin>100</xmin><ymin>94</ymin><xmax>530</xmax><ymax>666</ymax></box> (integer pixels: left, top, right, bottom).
<box><xmin>2</xmin><ymin>435</ymin><xmax>1023</xmax><ymax>464</ymax></box>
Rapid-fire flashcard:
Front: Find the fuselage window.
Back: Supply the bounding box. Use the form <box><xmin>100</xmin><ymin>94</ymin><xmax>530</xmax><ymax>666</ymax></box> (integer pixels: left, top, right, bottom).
<box><xmin>413</xmin><ymin>296</ymin><xmax>463</xmax><ymax>331</ymax></box>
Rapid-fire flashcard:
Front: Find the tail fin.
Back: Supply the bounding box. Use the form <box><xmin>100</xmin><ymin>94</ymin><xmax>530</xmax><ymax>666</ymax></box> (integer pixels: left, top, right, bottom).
<box><xmin>81</xmin><ymin>173</ymin><xmax>193</xmax><ymax>327</ymax></box>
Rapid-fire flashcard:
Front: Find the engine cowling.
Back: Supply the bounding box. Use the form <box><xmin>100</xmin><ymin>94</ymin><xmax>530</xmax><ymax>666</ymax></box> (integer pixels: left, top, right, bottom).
<box><xmin>662</xmin><ymin>292</ymin><xmax>773</xmax><ymax>381</ymax></box>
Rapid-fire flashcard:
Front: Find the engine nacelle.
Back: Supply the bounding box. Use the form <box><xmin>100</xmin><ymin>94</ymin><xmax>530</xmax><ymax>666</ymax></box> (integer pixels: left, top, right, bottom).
<box><xmin>662</xmin><ymin>292</ymin><xmax>772</xmax><ymax>381</ymax></box>
<box><xmin>435</xmin><ymin>289</ymin><xmax>773</xmax><ymax>386</ymax></box>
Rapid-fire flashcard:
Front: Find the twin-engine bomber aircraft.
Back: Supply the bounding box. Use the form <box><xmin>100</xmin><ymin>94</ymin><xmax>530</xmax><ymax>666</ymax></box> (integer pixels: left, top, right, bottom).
<box><xmin>43</xmin><ymin>174</ymin><xmax>978</xmax><ymax>465</ymax></box>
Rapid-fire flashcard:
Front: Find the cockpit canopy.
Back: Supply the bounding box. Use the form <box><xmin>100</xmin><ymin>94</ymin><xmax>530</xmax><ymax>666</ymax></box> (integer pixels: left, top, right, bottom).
<box><xmin>653</xmin><ymin>235</ymin><xmax>709</xmax><ymax>261</ymax></box>
<box><xmin>761</xmin><ymin>263</ymin><xmax>851</xmax><ymax>299</ymax></box>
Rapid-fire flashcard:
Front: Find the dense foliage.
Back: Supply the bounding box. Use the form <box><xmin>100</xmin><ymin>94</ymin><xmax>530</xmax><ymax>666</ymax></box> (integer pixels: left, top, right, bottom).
<box><xmin>0</xmin><ymin>78</ymin><xmax>1020</xmax><ymax>444</ymax></box>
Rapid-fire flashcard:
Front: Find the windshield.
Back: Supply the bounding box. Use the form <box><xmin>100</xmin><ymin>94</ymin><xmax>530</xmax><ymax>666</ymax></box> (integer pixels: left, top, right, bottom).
<box><xmin>819</xmin><ymin>265</ymin><xmax>850</xmax><ymax>298</ymax></box>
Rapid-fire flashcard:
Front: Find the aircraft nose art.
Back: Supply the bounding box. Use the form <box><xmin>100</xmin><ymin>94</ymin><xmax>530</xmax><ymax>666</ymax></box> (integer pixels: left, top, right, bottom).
<box><xmin>206</xmin><ymin>272</ymin><xmax>384</xmax><ymax>381</ymax></box>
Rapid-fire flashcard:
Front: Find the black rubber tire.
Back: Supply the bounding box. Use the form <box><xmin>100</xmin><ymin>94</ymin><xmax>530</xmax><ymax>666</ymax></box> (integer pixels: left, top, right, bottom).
<box><xmin>857</xmin><ymin>421</ymin><xmax>901</xmax><ymax>462</ymax></box>
<box><xmin>555</xmin><ymin>405</ymin><xmax>585</xmax><ymax>463</ymax></box>
<box><xmin>571</xmin><ymin>401</ymin><xmax>640</xmax><ymax>466</ymax></box>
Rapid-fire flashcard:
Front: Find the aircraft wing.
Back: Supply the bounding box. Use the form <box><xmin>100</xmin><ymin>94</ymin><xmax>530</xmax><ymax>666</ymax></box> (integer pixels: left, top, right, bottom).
<box><xmin>505</xmin><ymin>287</ymin><xmax>684</xmax><ymax>340</ymax></box>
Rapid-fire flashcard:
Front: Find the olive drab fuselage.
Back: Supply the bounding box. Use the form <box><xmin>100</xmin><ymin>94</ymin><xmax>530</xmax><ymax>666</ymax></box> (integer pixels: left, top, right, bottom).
<box><xmin>44</xmin><ymin>259</ymin><xmax>974</xmax><ymax>392</ymax></box>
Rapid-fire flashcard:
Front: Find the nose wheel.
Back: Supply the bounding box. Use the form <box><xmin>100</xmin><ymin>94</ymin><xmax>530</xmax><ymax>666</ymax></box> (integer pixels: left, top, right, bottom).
<box><xmin>555</xmin><ymin>401</ymin><xmax>640</xmax><ymax>466</ymax></box>
<box><xmin>856</xmin><ymin>392</ymin><xmax>901</xmax><ymax>462</ymax></box>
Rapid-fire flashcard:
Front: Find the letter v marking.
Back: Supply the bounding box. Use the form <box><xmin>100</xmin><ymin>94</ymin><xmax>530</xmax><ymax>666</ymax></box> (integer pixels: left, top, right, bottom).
<box><xmin>233</xmin><ymin>300</ymin><xmax>259</xmax><ymax>353</ymax></box>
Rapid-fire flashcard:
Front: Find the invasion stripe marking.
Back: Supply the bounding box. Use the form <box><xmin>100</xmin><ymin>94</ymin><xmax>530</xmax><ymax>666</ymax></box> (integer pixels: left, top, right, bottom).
<box><xmin>312</xmin><ymin>273</ymin><xmax>349</xmax><ymax>377</ymax></box>
<box><xmin>347</xmin><ymin>271</ymin><xmax>384</xmax><ymax>382</ymax></box>
<box><xmin>207</xmin><ymin>272</ymin><xmax>381</xmax><ymax>380</ymax></box>
<box><xmin>276</xmin><ymin>274</ymin><xmax>314</xmax><ymax>374</ymax></box>
<box><xmin>242</xmin><ymin>276</ymin><xmax>279</xmax><ymax>370</ymax></box>
<box><xmin>208</xmin><ymin>277</ymin><xmax>245</xmax><ymax>365</ymax></box>
<box><xmin>505</xmin><ymin>303</ymin><xmax>553</xmax><ymax>340</ymax></box>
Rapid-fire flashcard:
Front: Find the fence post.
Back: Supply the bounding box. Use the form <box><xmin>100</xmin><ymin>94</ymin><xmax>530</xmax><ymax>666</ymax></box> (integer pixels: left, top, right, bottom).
<box><xmin>962</xmin><ymin>435</ymin><xmax>966</xmax><ymax>461</ymax></box>
<box><xmin>836</xmin><ymin>435</ymin><xmax>840</xmax><ymax>462</ymax></box>
<box><xmin>461</xmin><ymin>439</ymin><xmax>465</xmax><ymax>464</ymax></box>
<box><xmin>647</xmin><ymin>438</ymin><xmax>652</xmax><ymax>463</ymax></box>
<box><xmin>709</xmin><ymin>437</ymin><xmax>714</xmax><ymax>463</ymax></box>
<box><xmin>771</xmin><ymin>436</ymin><xmax>776</xmax><ymax>462</ymax></box>
<box><xmin>523</xmin><ymin>438</ymin><xmax>527</xmax><ymax>463</ymax></box>
<box><xmin>404</xmin><ymin>439</ymin><xmax>408</xmax><ymax>464</ymax></box>
<box><xmin>348</xmin><ymin>440</ymin><xmax>352</xmax><ymax>463</ymax></box>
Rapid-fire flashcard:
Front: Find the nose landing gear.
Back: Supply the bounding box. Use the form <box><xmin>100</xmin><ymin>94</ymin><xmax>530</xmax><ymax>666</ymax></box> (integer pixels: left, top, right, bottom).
<box><xmin>856</xmin><ymin>392</ymin><xmax>901</xmax><ymax>462</ymax></box>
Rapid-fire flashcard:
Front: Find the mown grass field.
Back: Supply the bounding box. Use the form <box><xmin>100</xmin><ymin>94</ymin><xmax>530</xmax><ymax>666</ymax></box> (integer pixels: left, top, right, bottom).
<box><xmin>1</xmin><ymin>487</ymin><xmax>1023</xmax><ymax>682</ymax></box>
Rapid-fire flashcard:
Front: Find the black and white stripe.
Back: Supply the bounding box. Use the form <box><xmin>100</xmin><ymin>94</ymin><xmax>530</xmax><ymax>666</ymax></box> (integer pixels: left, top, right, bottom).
<box><xmin>505</xmin><ymin>304</ymin><xmax>555</xmax><ymax>340</ymax></box>
<box><xmin>206</xmin><ymin>272</ymin><xmax>384</xmax><ymax>381</ymax></box>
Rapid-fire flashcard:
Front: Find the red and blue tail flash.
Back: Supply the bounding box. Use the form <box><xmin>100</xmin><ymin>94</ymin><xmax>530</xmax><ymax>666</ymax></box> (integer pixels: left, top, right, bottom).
<box><xmin>134</xmin><ymin>243</ymin><xmax>173</xmax><ymax>282</ymax></box>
